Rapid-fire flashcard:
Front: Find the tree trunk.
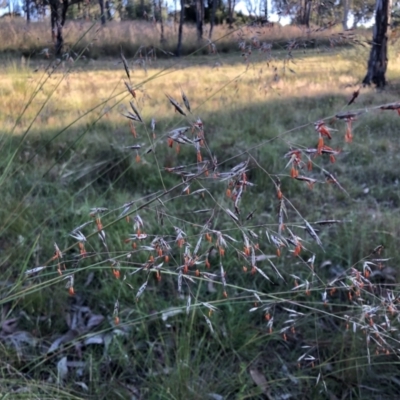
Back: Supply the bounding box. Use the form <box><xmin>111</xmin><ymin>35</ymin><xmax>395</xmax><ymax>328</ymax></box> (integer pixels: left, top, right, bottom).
<box><xmin>209</xmin><ymin>0</ymin><xmax>217</xmax><ymax>39</ymax></box>
<box><xmin>49</xmin><ymin>0</ymin><xmax>69</xmax><ymax>56</ymax></box>
<box><xmin>264</xmin><ymin>0</ymin><xmax>268</xmax><ymax>20</ymax></box>
<box><xmin>342</xmin><ymin>0</ymin><xmax>349</xmax><ymax>30</ymax></box>
<box><xmin>159</xmin><ymin>0</ymin><xmax>165</xmax><ymax>42</ymax></box>
<box><xmin>363</xmin><ymin>0</ymin><xmax>391</xmax><ymax>88</ymax></box>
<box><xmin>227</xmin><ymin>0</ymin><xmax>234</xmax><ymax>28</ymax></box>
<box><xmin>152</xmin><ymin>0</ymin><xmax>157</xmax><ymax>23</ymax></box>
<box><xmin>177</xmin><ymin>0</ymin><xmax>184</xmax><ymax>56</ymax></box>
<box><xmin>26</xmin><ymin>0</ymin><xmax>30</xmax><ymax>23</ymax></box>
<box><xmin>303</xmin><ymin>0</ymin><xmax>311</xmax><ymax>27</ymax></box>
<box><xmin>105</xmin><ymin>0</ymin><xmax>112</xmax><ymax>19</ymax></box>
<box><xmin>201</xmin><ymin>0</ymin><xmax>205</xmax><ymax>36</ymax></box>
<box><xmin>99</xmin><ymin>0</ymin><xmax>106</xmax><ymax>24</ymax></box>
<box><xmin>227</xmin><ymin>0</ymin><xmax>231</xmax><ymax>27</ymax></box>
<box><xmin>50</xmin><ymin>1</ymin><xmax>57</xmax><ymax>42</ymax></box>
<box><xmin>195</xmin><ymin>0</ymin><xmax>203</xmax><ymax>41</ymax></box>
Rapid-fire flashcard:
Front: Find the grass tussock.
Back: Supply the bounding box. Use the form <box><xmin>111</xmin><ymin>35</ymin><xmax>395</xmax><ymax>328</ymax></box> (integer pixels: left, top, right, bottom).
<box><xmin>1</xmin><ymin>23</ymin><xmax>400</xmax><ymax>399</ymax></box>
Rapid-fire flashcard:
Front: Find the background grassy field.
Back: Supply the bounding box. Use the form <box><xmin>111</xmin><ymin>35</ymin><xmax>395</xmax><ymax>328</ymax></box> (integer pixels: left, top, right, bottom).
<box><xmin>1</xmin><ymin>21</ymin><xmax>400</xmax><ymax>399</ymax></box>
<box><xmin>0</xmin><ymin>18</ymin><xmax>368</xmax><ymax>57</ymax></box>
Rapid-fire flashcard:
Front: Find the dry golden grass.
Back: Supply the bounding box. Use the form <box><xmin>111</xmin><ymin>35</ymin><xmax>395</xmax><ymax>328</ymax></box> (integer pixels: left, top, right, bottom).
<box><xmin>0</xmin><ymin>17</ymin><xmax>369</xmax><ymax>58</ymax></box>
<box><xmin>2</xmin><ymin>45</ymin><xmax>399</xmax><ymax>139</ymax></box>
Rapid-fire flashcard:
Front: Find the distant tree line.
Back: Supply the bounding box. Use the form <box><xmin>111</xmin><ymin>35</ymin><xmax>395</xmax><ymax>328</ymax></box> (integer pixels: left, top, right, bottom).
<box><xmin>17</xmin><ymin>0</ymin><xmax>397</xmax><ymax>31</ymax></box>
<box><xmin>15</xmin><ymin>0</ymin><xmax>398</xmax><ymax>33</ymax></box>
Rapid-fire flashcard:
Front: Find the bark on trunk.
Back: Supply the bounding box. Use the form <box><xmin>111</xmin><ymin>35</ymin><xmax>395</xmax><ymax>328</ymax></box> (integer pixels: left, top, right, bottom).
<box><xmin>99</xmin><ymin>0</ymin><xmax>106</xmax><ymax>24</ymax></box>
<box><xmin>195</xmin><ymin>0</ymin><xmax>203</xmax><ymax>41</ymax></box>
<box><xmin>105</xmin><ymin>0</ymin><xmax>112</xmax><ymax>19</ymax></box>
<box><xmin>303</xmin><ymin>0</ymin><xmax>311</xmax><ymax>27</ymax></box>
<box><xmin>159</xmin><ymin>0</ymin><xmax>165</xmax><ymax>42</ymax></box>
<box><xmin>26</xmin><ymin>0</ymin><xmax>30</xmax><ymax>23</ymax></box>
<box><xmin>152</xmin><ymin>0</ymin><xmax>157</xmax><ymax>23</ymax></box>
<box><xmin>49</xmin><ymin>0</ymin><xmax>69</xmax><ymax>55</ymax></box>
<box><xmin>363</xmin><ymin>0</ymin><xmax>391</xmax><ymax>88</ymax></box>
<box><xmin>342</xmin><ymin>0</ymin><xmax>349</xmax><ymax>30</ymax></box>
<box><xmin>177</xmin><ymin>0</ymin><xmax>184</xmax><ymax>56</ymax></box>
<box><xmin>227</xmin><ymin>0</ymin><xmax>234</xmax><ymax>28</ymax></box>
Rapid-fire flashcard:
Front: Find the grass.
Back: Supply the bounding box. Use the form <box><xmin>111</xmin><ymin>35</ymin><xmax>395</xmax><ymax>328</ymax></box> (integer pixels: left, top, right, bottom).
<box><xmin>1</xmin><ymin>24</ymin><xmax>400</xmax><ymax>399</ymax></box>
<box><xmin>0</xmin><ymin>17</ymin><xmax>369</xmax><ymax>59</ymax></box>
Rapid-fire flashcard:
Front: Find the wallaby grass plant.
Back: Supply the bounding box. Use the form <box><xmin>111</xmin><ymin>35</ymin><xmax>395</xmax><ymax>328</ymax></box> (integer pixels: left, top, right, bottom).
<box><xmin>1</xmin><ymin>17</ymin><xmax>400</xmax><ymax>400</ymax></box>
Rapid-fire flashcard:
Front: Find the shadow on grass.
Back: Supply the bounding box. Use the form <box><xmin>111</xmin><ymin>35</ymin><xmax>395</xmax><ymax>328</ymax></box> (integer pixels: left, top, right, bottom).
<box><xmin>0</xmin><ymin>42</ymin><xmax>368</xmax><ymax>77</ymax></box>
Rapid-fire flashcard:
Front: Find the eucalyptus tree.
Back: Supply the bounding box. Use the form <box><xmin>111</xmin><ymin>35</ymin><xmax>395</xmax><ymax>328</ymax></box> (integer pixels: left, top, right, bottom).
<box><xmin>363</xmin><ymin>0</ymin><xmax>392</xmax><ymax>87</ymax></box>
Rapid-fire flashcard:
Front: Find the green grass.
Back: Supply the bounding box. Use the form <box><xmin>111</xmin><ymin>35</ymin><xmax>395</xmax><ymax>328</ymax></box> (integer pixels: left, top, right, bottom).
<box><xmin>1</xmin><ymin>28</ymin><xmax>400</xmax><ymax>399</ymax></box>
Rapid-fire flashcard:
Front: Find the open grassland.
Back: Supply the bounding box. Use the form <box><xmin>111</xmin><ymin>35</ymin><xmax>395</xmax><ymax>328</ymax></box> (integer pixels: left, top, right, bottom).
<box><xmin>1</xmin><ymin>39</ymin><xmax>400</xmax><ymax>399</ymax></box>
